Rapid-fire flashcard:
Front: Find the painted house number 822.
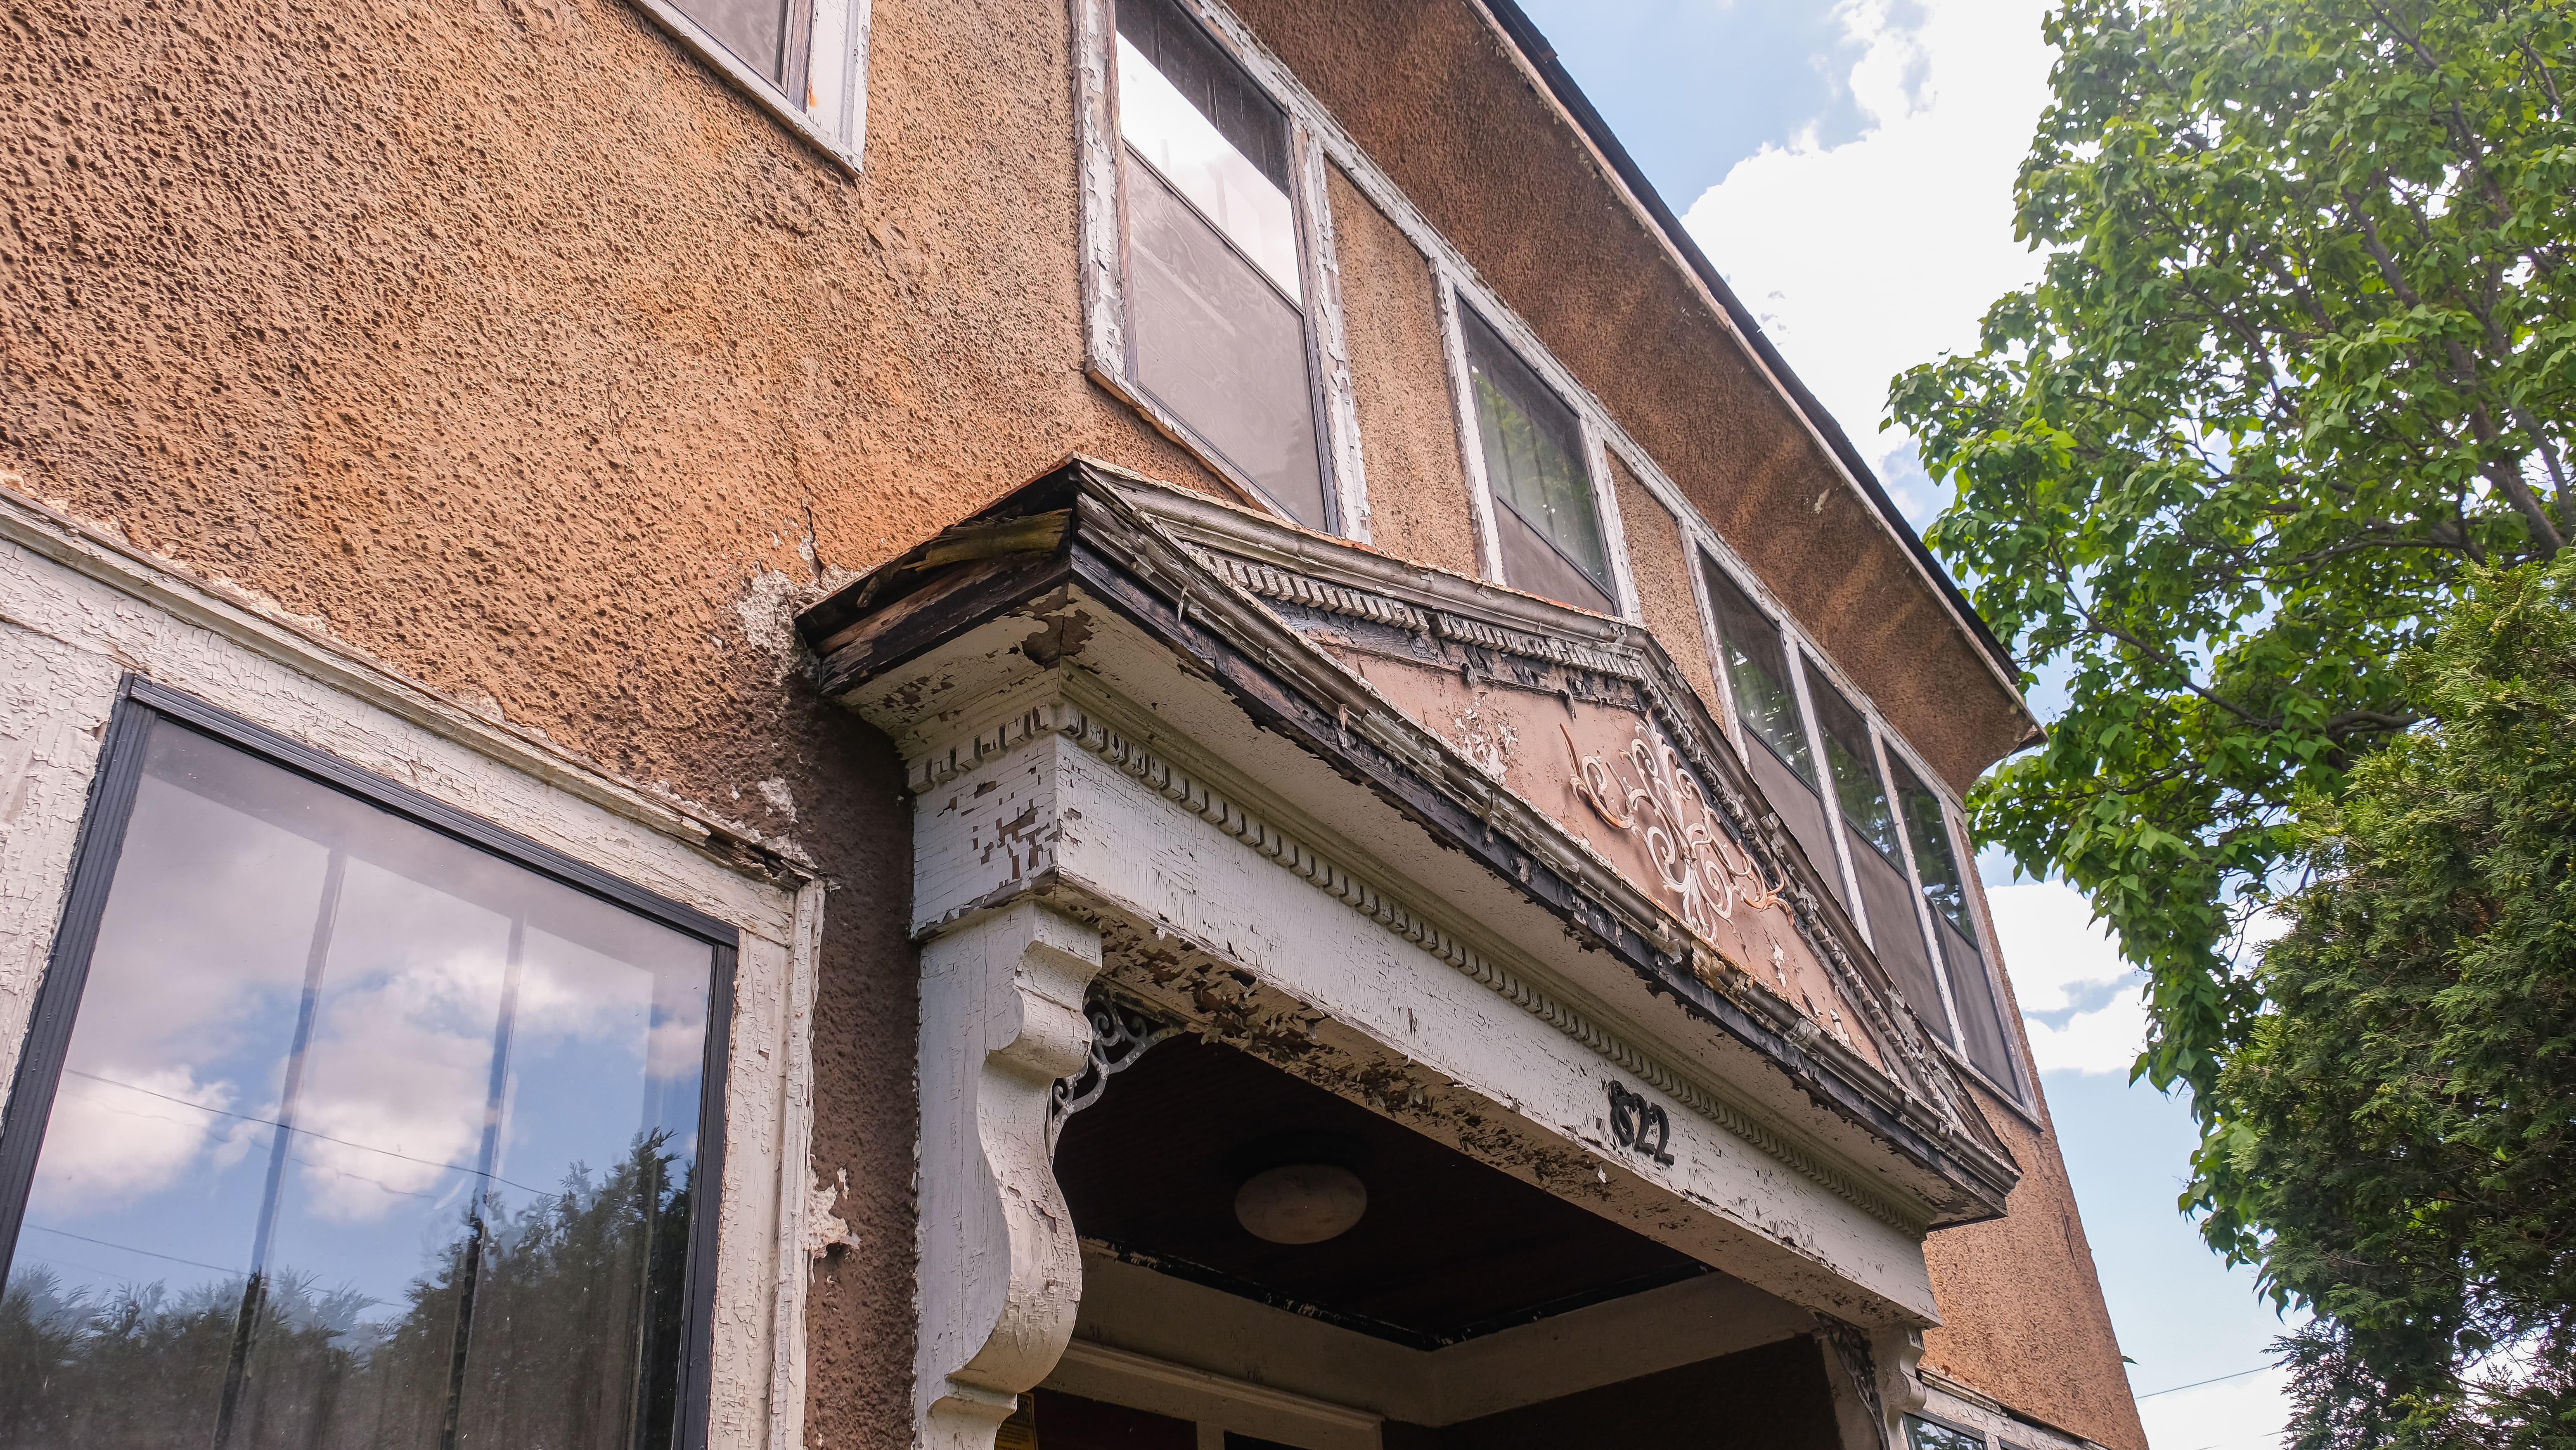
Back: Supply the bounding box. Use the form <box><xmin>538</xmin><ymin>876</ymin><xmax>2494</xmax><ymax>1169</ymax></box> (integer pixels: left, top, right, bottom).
<box><xmin>1605</xmin><ymin>1079</ymin><xmax>1674</xmax><ymax>1166</ymax></box>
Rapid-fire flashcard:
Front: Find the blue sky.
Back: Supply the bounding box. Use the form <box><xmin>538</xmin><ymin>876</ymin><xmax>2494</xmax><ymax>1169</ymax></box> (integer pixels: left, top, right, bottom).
<box><xmin>1512</xmin><ymin>3</ymin><xmax>2294</xmax><ymax>1445</ymax></box>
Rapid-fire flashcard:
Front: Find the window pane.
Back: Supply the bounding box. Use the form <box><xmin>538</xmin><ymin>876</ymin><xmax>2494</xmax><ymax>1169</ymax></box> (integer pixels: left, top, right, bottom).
<box><xmin>1907</xmin><ymin>1416</ymin><xmax>1989</xmax><ymax>1450</ymax></box>
<box><xmin>1941</xmin><ymin>919</ymin><xmax>2023</xmax><ymax>1096</ymax></box>
<box><xmin>1891</xmin><ymin>753</ymin><xmax>1971</xmax><ymax>936</ymax></box>
<box><xmin>1125</xmin><ymin>159</ymin><xmax>1328</xmax><ymax>529</ymax></box>
<box><xmin>1698</xmin><ymin>555</ymin><xmax>1814</xmax><ymax>787</ymax></box>
<box><xmin>1</xmin><ymin>718</ymin><xmax>717</xmax><ymax>1450</ymax></box>
<box><xmin>1115</xmin><ymin>30</ymin><xmax>1300</xmax><ymax>299</ymax></box>
<box><xmin>1803</xmin><ymin>661</ymin><xmax>1900</xmax><ymax>864</ymax></box>
<box><xmin>1459</xmin><ymin>307</ymin><xmax>1612</xmax><ymax>596</ymax></box>
<box><xmin>675</xmin><ymin>0</ymin><xmax>799</xmax><ymax>85</ymax></box>
<box><xmin>1850</xmin><ymin>840</ymin><xmax>1948</xmax><ymax>1038</ymax></box>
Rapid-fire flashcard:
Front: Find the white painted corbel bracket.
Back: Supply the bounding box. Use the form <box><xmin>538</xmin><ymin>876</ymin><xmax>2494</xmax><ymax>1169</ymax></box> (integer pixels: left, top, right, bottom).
<box><xmin>915</xmin><ymin>901</ymin><xmax>1105</xmax><ymax>1450</ymax></box>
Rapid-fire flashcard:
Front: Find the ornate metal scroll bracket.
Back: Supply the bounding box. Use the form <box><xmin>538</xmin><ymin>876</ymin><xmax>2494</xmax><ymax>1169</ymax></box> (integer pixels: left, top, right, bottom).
<box><xmin>1048</xmin><ymin>993</ymin><xmax>1184</xmax><ymax>1147</ymax></box>
<box><xmin>1816</xmin><ymin>1314</ymin><xmax>1929</xmax><ymax>1449</ymax></box>
<box><xmin>1564</xmin><ymin>721</ymin><xmax>1787</xmax><ymax>941</ymax></box>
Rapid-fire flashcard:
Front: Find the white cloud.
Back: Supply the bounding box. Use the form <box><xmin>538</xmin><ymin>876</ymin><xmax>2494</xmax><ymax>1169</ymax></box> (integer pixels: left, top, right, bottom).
<box><xmin>2136</xmin><ymin>1366</ymin><xmax>2293</xmax><ymax>1450</ymax></box>
<box><xmin>1985</xmin><ymin>880</ymin><xmax>2128</xmax><ymax>1009</ymax></box>
<box><xmin>1680</xmin><ymin>0</ymin><xmax>2055</xmax><ymax>516</ymax></box>
<box><xmin>1985</xmin><ymin>879</ymin><xmax>2145</xmax><ymax>1073</ymax></box>
<box><xmin>28</xmin><ymin>1068</ymin><xmax>238</xmax><ymax>1216</ymax></box>
<box><xmin>2025</xmin><ymin>989</ymin><xmax>2150</xmax><ymax>1076</ymax></box>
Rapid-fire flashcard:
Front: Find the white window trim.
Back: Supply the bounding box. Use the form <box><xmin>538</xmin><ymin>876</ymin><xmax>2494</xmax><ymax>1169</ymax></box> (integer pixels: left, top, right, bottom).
<box><xmin>1073</xmin><ymin>0</ymin><xmax>1364</xmax><ymax>538</ymax></box>
<box><xmin>0</xmin><ymin>488</ymin><xmax>829</xmax><ymax>1450</ymax></box>
<box><xmin>1073</xmin><ymin>0</ymin><xmax>2039</xmax><ymax>1107</ymax></box>
<box><xmin>635</xmin><ymin>0</ymin><xmax>872</xmax><ymax>173</ymax></box>
<box><xmin>1787</xmin><ymin>639</ymin><xmax>1872</xmax><ymax>934</ymax></box>
<box><xmin>1435</xmin><ymin>280</ymin><xmax>1639</xmax><ymax>620</ymax></box>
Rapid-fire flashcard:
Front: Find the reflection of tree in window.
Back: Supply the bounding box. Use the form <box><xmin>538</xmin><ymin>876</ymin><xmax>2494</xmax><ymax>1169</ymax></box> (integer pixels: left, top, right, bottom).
<box><xmin>1459</xmin><ymin>306</ymin><xmax>1613</xmax><ymax>614</ymax></box>
<box><xmin>1906</xmin><ymin>1415</ymin><xmax>1989</xmax><ymax>1450</ymax></box>
<box><xmin>1893</xmin><ymin>755</ymin><xmax>1970</xmax><ymax>932</ymax></box>
<box><xmin>1890</xmin><ymin>753</ymin><xmax>2023</xmax><ymax>1096</ymax></box>
<box><xmin>0</xmin><ymin>718</ymin><xmax>722</xmax><ymax>1450</ymax></box>
<box><xmin>1698</xmin><ymin>557</ymin><xmax>1814</xmax><ymax>784</ymax></box>
<box><xmin>1804</xmin><ymin>663</ymin><xmax>1900</xmax><ymax>862</ymax></box>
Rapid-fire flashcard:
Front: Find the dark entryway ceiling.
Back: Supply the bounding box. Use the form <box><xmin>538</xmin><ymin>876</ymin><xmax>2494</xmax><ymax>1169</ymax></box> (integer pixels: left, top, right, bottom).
<box><xmin>1054</xmin><ymin>1032</ymin><xmax>1706</xmax><ymax>1350</ymax></box>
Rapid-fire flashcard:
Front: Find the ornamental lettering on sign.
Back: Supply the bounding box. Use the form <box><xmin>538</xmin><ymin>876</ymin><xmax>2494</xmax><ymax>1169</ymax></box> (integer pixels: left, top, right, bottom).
<box><xmin>1564</xmin><ymin>721</ymin><xmax>1786</xmax><ymax>944</ymax></box>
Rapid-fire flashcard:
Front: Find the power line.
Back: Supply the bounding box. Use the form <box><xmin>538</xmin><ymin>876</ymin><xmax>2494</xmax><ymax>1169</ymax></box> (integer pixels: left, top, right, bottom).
<box><xmin>2137</xmin><ymin>1363</ymin><xmax>2276</xmax><ymax>1399</ymax></box>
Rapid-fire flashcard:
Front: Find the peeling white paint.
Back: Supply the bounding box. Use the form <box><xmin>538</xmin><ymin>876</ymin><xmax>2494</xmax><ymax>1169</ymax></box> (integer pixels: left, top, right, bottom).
<box><xmin>758</xmin><ymin>776</ymin><xmax>800</xmax><ymax>823</ymax></box>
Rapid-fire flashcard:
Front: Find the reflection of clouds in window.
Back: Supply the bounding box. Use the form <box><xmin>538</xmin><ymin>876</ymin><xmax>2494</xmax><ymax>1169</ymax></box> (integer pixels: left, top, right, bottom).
<box><xmin>1117</xmin><ymin>33</ymin><xmax>1300</xmax><ymax>300</ymax></box>
<box><xmin>4</xmin><ymin>715</ymin><xmax>723</xmax><ymax>1446</ymax></box>
<box><xmin>26</xmin><ymin>1067</ymin><xmax>236</xmax><ymax>1214</ymax></box>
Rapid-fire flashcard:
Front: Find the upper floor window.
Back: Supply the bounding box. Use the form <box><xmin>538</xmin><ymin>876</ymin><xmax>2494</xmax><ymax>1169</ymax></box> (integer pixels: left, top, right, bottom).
<box><xmin>641</xmin><ymin>0</ymin><xmax>867</xmax><ymax>167</ymax></box>
<box><xmin>1458</xmin><ymin>306</ymin><xmax>1615</xmax><ymax>614</ymax></box>
<box><xmin>0</xmin><ymin>693</ymin><xmax>733</xmax><ymax>1448</ymax></box>
<box><xmin>1115</xmin><ymin>0</ymin><xmax>1331</xmax><ymax>531</ymax></box>
<box><xmin>1698</xmin><ymin>554</ymin><xmax>1839</xmax><ymax>893</ymax></box>
<box><xmin>1808</xmin><ymin>661</ymin><xmax>1947</xmax><ymax>1025</ymax></box>
<box><xmin>1893</xmin><ymin>753</ymin><xmax>2023</xmax><ymax>1097</ymax></box>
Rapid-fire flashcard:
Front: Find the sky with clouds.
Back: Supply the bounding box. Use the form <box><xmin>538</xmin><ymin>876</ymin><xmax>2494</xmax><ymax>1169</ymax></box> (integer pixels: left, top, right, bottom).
<box><xmin>1512</xmin><ymin>1</ymin><xmax>2297</xmax><ymax>1444</ymax></box>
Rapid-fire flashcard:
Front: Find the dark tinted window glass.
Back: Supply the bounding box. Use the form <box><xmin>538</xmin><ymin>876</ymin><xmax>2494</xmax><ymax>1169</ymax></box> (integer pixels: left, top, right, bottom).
<box><xmin>1804</xmin><ymin>662</ymin><xmax>1899</xmax><ymax>862</ymax></box>
<box><xmin>1115</xmin><ymin>0</ymin><xmax>1326</xmax><ymax>529</ymax></box>
<box><xmin>1</xmin><ymin>718</ymin><xmax>718</xmax><ymax>1450</ymax></box>
<box><xmin>676</xmin><ymin>0</ymin><xmax>807</xmax><ymax>85</ymax></box>
<box><xmin>1030</xmin><ymin>1388</ymin><xmax>1197</xmax><ymax>1450</ymax></box>
<box><xmin>1699</xmin><ymin>556</ymin><xmax>1814</xmax><ymax>787</ymax></box>
<box><xmin>1117</xmin><ymin>0</ymin><xmax>1289</xmax><ymax>189</ymax></box>
<box><xmin>1460</xmin><ymin>306</ymin><xmax>1613</xmax><ymax>604</ymax></box>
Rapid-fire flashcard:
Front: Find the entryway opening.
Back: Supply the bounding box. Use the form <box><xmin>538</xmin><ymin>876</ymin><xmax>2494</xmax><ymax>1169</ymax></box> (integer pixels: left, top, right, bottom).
<box><xmin>1036</xmin><ymin>1028</ymin><xmax>1860</xmax><ymax>1450</ymax></box>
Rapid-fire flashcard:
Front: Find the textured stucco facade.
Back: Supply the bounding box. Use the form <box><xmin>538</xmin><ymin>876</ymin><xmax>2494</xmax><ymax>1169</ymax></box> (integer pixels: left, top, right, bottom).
<box><xmin>0</xmin><ymin>0</ymin><xmax>2141</xmax><ymax>1445</ymax></box>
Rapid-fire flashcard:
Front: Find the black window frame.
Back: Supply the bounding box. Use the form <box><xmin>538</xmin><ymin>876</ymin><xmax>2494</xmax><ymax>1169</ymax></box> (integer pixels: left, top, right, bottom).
<box><xmin>0</xmin><ymin>675</ymin><xmax>741</xmax><ymax>1450</ymax></box>
<box><xmin>1109</xmin><ymin>0</ymin><xmax>1338</xmax><ymax>535</ymax></box>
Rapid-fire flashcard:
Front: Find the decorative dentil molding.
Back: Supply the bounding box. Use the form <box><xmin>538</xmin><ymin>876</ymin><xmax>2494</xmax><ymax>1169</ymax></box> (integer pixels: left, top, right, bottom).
<box><xmin>914</xmin><ymin>902</ymin><xmax>1105</xmax><ymax>1450</ymax></box>
<box><xmin>905</xmin><ymin>687</ymin><xmax>1937</xmax><ymax>1234</ymax></box>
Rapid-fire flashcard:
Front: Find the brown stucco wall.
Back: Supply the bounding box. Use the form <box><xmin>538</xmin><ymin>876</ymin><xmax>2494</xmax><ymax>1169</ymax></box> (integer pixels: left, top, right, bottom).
<box><xmin>1922</xmin><ymin>870</ymin><xmax>2148</xmax><ymax>1450</ymax></box>
<box><xmin>0</xmin><ymin>0</ymin><xmax>1235</xmax><ymax>1441</ymax></box>
<box><xmin>1605</xmin><ymin>451</ymin><xmax>1721</xmax><ymax>714</ymax></box>
<box><xmin>1221</xmin><ymin>0</ymin><xmax>2030</xmax><ymax>795</ymax></box>
<box><xmin>1325</xmin><ymin>164</ymin><xmax>1481</xmax><ymax>578</ymax></box>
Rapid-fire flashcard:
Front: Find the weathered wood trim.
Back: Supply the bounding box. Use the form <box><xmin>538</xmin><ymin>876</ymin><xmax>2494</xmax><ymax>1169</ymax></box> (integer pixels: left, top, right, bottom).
<box><xmin>627</xmin><ymin>0</ymin><xmax>871</xmax><ymax>173</ymax></box>
<box><xmin>1434</xmin><ymin>271</ymin><xmax>1509</xmax><ymax>584</ymax></box>
<box><xmin>1163</xmin><ymin>0</ymin><xmax>2028</xmax><ymax>796</ymax></box>
<box><xmin>1044</xmin><ymin>702</ymin><xmax>1936</xmax><ymax>1233</ymax></box>
<box><xmin>0</xmin><ymin>488</ymin><xmax>823</xmax><ymax>1450</ymax></box>
<box><xmin>914</xmin><ymin>902</ymin><xmax>1106</xmax><ymax>1450</ymax></box>
<box><xmin>1295</xmin><ymin>119</ymin><xmax>1373</xmax><ymax>544</ymax></box>
<box><xmin>1047</xmin><ymin>531</ymin><xmax>2008</xmax><ymax>1211</ymax></box>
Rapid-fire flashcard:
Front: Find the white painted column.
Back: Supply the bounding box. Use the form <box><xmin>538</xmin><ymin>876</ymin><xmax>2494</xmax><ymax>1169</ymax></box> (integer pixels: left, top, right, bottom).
<box><xmin>914</xmin><ymin>901</ymin><xmax>1105</xmax><ymax>1450</ymax></box>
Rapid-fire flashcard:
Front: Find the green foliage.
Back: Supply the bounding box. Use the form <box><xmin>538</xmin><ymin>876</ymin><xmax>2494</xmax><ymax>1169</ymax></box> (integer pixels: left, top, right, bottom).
<box><xmin>1889</xmin><ymin>0</ymin><xmax>2576</xmax><ymax>1104</ymax></box>
<box><xmin>2197</xmin><ymin>559</ymin><xmax>2576</xmax><ymax>1445</ymax></box>
<box><xmin>0</xmin><ymin>1135</ymin><xmax>696</xmax><ymax>1450</ymax></box>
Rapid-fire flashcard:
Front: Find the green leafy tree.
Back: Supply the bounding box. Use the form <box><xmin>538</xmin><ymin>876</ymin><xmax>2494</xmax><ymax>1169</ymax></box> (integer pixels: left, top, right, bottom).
<box><xmin>2199</xmin><ymin>558</ymin><xmax>2576</xmax><ymax>1445</ymax></box>
<box><xmin>1889</xmin><ymin>0</ymin><xmax>2576</xmax><ymax>1107</ymax></box>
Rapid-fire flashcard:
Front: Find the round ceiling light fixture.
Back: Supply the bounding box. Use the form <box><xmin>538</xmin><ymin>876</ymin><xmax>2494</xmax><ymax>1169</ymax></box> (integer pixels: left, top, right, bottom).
<box><xmin>1233</xmin><ymin>1162</ymin><xmax>1368</xmax><ymax>1245</ymax></box>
